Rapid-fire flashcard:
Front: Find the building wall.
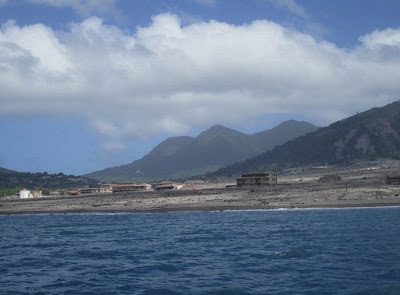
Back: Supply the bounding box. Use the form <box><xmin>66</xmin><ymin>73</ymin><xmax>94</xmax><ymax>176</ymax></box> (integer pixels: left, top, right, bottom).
<box><xmin>111</xmin><ymin>183</ymin><xmax>152</xmax><ymax>193</ymax></box>
<box><xmin>19</xmin><ymin>190</ymin><xmax>33</xmax><ymax>199</ymax></box>
<box><xmin>236</xmin><ymin>173</ymin><xmax>277</xmax><ymax>186</ymax></box>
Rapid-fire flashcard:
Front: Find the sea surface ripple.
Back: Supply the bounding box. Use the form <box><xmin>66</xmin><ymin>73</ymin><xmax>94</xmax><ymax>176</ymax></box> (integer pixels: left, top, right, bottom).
<box><xmin>1</xmin><ymin>207</ymin><xmax>400</xmax><ymax>294</ymax></box>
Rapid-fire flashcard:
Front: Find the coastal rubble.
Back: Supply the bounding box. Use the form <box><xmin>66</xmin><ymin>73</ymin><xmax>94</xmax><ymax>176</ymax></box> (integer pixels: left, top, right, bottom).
<box><xmin>2</xmin><ymin>162</ymin><xmax>400</xmax><ymax>214</ymax></box>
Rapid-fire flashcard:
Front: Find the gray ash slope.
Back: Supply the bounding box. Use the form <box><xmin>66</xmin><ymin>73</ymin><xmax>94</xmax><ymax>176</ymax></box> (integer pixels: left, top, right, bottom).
<box><xmin>211</xmin><ymin>101</ymin><xmax>400</xmax><ymax>177</ymax></box>
<box><xmin>86</xmin><ymin>120</ymin><xmax>318</xmax><ymax>182</ymax></box>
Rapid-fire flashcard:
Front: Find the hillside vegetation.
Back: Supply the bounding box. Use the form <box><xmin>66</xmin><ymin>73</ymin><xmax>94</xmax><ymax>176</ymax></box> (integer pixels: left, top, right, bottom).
<box><xmin>0</xmin><ymin>168</ymin><xmax>99</xmax><ymax>196</ymax></box>
<box><xmin>87</xmin><ymin>120</ymin><xmax>319</xmax><ymax>182</ymax></box>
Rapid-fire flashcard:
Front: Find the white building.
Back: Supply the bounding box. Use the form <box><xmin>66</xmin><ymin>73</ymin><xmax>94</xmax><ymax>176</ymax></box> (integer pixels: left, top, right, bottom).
<box><xmin>19</xmin><ymin>190</ymin><xmax>33</xmax><ymax>199</ymax></box>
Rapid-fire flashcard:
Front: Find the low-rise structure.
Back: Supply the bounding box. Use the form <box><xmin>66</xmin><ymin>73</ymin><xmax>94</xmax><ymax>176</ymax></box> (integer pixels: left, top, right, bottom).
<box><xmin>68</xmin><ymin>190</ymin><xmax>80</xmax><ymax>196</ymax></box>
<box><xmin>19</xmin><ymin>190</ymin><xmax>33</xmax><ymax>199</ymax></box>
<box><xmin>153</xmin><ymin>183</ymin><xmax>184</xmax><ymax>190</ymax></box>
<box><xmin>111</xmin><ymin>183</ymin><xmax>152</xmax><ymax>193</ymax></box>
<box><xmin>80</xmin><ymin>188</ymin><xmax>100</xmax><ymax>194</ymax></box>
<box><xmin>236</xmin><ymin>172</ymin><xmax>278</xmax><ymax>186</ymax></box>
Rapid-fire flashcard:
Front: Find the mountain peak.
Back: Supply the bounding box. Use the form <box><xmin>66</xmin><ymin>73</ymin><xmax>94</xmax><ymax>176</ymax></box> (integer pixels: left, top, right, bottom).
<box><xmin>276</xmin><ymin>119</ymin><xmax>306</xmax><ymax>126</ymax></box>
<box><xmin>195</xmin><ymin>125</ymin><xmax>247</xmax><ymax>145</ymax></box>
<box><xmin>206</xmin><ymin>124</ymin><xmax>234</xmax><ymax>132</ymax></box>
<box><xmin>250</xmin><ymin>120</ymin><xmax>319</xmax><ymax>152</ymax></box>
<box><xmin>271</xmin><ymin>120</ymin><xmax>318</xmax><ymax>130</ymax></box>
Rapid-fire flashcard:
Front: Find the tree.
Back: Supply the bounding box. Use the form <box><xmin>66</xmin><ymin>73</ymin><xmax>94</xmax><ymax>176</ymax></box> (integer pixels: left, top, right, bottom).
<box><xmin>42</xmin><ymin>188</ymin><xmax>50</xmax><ymax>196</ymax></box>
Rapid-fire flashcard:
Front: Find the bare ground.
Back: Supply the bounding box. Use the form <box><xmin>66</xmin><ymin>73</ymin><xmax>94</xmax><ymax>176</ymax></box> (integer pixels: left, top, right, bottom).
<box><xmin>2</xmin><ymin>161</ymin><xmax>400</xmax><ymax>214</ymax></box>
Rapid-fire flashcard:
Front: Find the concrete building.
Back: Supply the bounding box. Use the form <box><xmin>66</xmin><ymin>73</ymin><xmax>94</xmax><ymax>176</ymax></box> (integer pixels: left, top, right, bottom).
<box><xmin>19</xmin><ymin>190</ymin><xmax>33</xmax><ymax>199</ymax></box>
<box><xmin>111</xmin><ymin>183</ymin><xmax>152</xmax><ymax>193</ymax></box>
<box><xmin>236</xmin><ymin>172</ymin><xmax>278</xmax><ymax>186</ymax></box>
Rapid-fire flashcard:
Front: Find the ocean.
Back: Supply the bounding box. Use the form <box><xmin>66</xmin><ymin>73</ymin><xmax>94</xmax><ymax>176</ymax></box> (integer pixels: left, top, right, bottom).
<box><xmin>1</xmin><ymin>207</ymin><xmax>400</xmax><ymax>294</ymax></box>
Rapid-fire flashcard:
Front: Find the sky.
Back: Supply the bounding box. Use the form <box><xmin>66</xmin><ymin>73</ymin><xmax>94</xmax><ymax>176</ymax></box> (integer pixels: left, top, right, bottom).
<box><xmin>0</xmin><ymin>0</ymin><xmax>400</xmax><ymax>175</ymax></box>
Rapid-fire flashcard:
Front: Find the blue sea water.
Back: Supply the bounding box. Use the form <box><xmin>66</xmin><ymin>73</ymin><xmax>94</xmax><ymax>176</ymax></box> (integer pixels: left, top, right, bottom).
<box><xmin>1</xmin><ymin>207</ymin><xmax>400</xmax><ymax>294</ymax></box>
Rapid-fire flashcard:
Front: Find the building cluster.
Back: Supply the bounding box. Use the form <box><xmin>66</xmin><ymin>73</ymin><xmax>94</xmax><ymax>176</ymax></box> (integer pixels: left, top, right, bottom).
<box><xmin>18</xmin><ymin>182</ymin><xmax>186</xmax><ymax>199</ymax></box>
<box><xmin>64</xmin><ymin>182</ymin><xmax>185</xmax><ymax>197</ymax></box>
<box><xmin>18</xmin><ymin>172</ymin><xmax>278</xmax><ymax>199</ymax></box>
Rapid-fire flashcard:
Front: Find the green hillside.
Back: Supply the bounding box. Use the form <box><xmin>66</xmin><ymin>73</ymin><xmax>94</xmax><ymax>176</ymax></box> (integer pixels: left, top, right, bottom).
<box><xmin>0</xmin><ymin>168</ymin><xmax>99</xmax><ymax>194</ymax></box>
<box><xmin>86</xmin><ymin>120</ymin><xmax>319</xmax><ymax>182</ymax></box>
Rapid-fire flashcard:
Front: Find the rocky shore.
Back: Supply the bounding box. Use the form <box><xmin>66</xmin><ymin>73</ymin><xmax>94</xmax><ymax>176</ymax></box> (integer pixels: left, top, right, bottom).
<box><xmin>2</xmin><ymin>161</ymin><xmax>400</xmax><ymax>215</ymax></box>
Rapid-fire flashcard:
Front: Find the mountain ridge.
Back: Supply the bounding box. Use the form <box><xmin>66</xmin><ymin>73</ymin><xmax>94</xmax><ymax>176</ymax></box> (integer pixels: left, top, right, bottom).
<box><xmin>86</xmin><ymin>120</ymin><xmax>319</xmax><ymax>182</ymax></box>
<box><xmin>209</xmin><ymin>101</ymin><xmax>400</xmax><ymax>177</ymax></box>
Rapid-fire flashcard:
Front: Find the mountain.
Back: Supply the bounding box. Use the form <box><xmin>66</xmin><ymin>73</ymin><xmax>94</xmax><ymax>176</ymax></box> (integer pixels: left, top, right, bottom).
<box><xmin>210</xmin><ymin>101</ymin><xmax>400</xmax><ymax>177</ymax></box>
<box><xmin>249</xmin><ymin>120</ymin><xmax>322</xmax><ymax>153</ymax></box>
<box><xmin>86</xmin><ymin>120</ymin><xmax>319</xmax><ymax>182</ymax></box>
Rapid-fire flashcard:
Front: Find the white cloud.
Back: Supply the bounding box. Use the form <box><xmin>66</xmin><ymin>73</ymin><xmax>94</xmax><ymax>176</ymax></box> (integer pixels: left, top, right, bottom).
<box><xmin>27</xmin><ymin>0</ymin><xmax>120</xmax><ymax>18</ymax></box>
<box><xmin>0</xmin><ymin>14</ymin><xmax>400</xmax><ymax>149</ymax></box>
<box><xmin>267</xmin><ymin>0</ymin><xmax>308</xmax><ymax>19</ymax></box>
<box><xmin>359</xmin><ymin>28</ymin><xmax>400</xmax><ymax>49</ymax></box>
<box><xmin>0</xmin><ymin>20</ymin><xmax>72</xmax><ymax>73</ymax></box>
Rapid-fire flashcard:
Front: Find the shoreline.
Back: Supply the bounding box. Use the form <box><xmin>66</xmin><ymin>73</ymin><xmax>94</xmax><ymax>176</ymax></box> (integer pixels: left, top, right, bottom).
<box><xmin>1</xmin><ymin>199</ymin><xmax>400</xmax><ymax>216</ymax></box>
<box><xmin>2</xmin><ymin>162</ymin><xmax>400</xmax><ymax>215</ymax></box>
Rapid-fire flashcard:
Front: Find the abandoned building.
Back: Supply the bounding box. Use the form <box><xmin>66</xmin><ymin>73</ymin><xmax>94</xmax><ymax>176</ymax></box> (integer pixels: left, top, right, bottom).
<box><xmin>236</xmin><ymin>172</ymin><xmax>278</xmax><ymax>186</ymax></box>
<box><xmin>68</xmin><ymin>190</ymin><xmax>80</xmax><ymax>196</ymax></box>
<box><xmin>153</xmin><ymin>183</ymin><xmax>184</xmax><ymax>191</ymax></box>
<box><xmin>67</xmin><ymin>188</ymin><xmax>100</xmax><ymax>196</ymax></box>
<box><xmin>80</xmin><ymin>188</ymin><xmax>100</xmax><ymax>194</ymax></box>
<box><xmin>111</xmin><ymin>183</ymin><xmax>152</xmax><ymax>193</ymax></box>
